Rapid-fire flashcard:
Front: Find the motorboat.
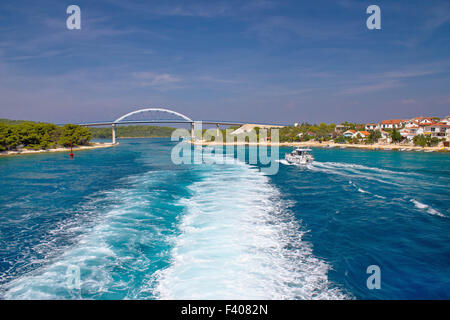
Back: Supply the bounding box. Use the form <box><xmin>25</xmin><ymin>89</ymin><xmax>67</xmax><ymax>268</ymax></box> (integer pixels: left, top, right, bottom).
<box><xmin>285</xmin><ymin>148</ymin><xmax>314</xmax><ymax>165</ymax></box>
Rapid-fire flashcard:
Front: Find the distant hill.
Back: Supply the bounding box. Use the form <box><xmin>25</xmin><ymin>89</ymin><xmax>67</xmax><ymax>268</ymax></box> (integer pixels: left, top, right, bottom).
<box><xmin>89</xmin><ymin>125</ymin><xmax>176</xmax><ymax>139</ymax></box>
<box><xmin>0</xmin><ymin>118</ymin><xmax>37</xmax><ymax>125</ymax></box>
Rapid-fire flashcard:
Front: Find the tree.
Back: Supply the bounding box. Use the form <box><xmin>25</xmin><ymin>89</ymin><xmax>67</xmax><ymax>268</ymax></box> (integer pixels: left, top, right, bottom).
<box><xmin>351</xmin><ymin>137</ymin><xmax>360</xmax><ymax>144</ymax></box>
<box><xmin>413</xmin><ymin>134</ymin><xmax>427</xmax><ymax>147</ymax></box>
<box><xmin>367</xmin><ymin>130</ymin><xmax>382</xmax><ymax>144</ymax></box>
<box><xmin>429</xmin><ymin>137</ymin><xmax>439</xmax><ymax>147</ymax></box>
<box><xmin>334</xmin><ymin>135</ymin><xmax>346</xmax><ymax>144</ymax></box>
<box><xmin>0</xmin><ymin>123</ymin><xmax>19</xmax><ymax>151</ymax></box>
<box><xmin>58</xmin><ymin>124</ymin><xmax>92</xmax><ymax>147</ymax></box>
<box><xmin>390</xmin><ymin>128</ymin><xmax>402</xmax><ymax>143</ymax></box>
<box><xmin>413</xmin><ymin>134</ymin><xmax>439</xmax><ymax>147</ymax></box>
<box><xmin>0</xmin><ymin>121</ymin><xmax>92</xmax><ymax>151</ymax></box>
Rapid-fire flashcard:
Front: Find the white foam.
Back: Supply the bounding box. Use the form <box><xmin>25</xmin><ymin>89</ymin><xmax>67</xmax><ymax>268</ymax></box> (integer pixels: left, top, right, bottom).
<box><xmin>153</xmin><ymin>156</ymin><xmax>348</xmax><ymax>300</ymax></box>
<box><xmin>427</xmin><ymin>208</ymin><xmax>445</xmax><ymax>217</ymax></box>
<box><xmin>410</xmin><ymin>199</ymin><xmax>446</xmax><ymax>218</ymax></box>
<box><xmin>309</xmin><ymin>162</ymin><xmax>404</xmax><ymax>187</ymax></box>
<box><xmin>276</xmin><ymin>159</ymin><xmax>294</xmax><ymax>166</ymax></box>
<box><xmin>315</xmin><ymin>161</ymin><xmax>418</xmax><ymax>176</ymax></box>
<box><xmin>2</xmin><ymin>171</ymin><xmax>175</xmax><ymax>299</ymax></box>
<box><xmin>411</xmin><ymin>199</ymin><xmax>428</xmax><ymax>209</ymax></box>
<box><xmin>3</xmin><ymin>157</ymin><xmax>349</xmax><ymax>300</ymax></box>
<box><xmin>349</xmin><ymin>180</ymin><xmax>387</xmax><ymax>199</ymax></box>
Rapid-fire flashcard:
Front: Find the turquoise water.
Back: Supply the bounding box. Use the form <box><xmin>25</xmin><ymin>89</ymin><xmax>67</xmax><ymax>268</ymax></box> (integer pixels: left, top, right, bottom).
<box><xmin>0</xmin><ymin>139</ymin><xmax>449</xmax><ymax>299</ymax></box>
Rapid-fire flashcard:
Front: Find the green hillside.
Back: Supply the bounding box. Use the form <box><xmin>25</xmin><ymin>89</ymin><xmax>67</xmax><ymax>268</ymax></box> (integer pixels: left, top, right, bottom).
<box><xmin>0</xmin><ymin>118</ymin><xmax>35</xmax><ymax>125</ymax></box>
<box><xmin>89</xmin><ymin>125</ymin><xmax>176</xmax><ymax>139</ymax></box>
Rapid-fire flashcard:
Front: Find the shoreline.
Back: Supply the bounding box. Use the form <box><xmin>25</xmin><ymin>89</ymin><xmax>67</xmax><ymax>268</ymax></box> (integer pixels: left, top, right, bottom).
<box><xmin>115</xmin><ymin>136</ymin><xmax>171</xmax><ymax>139</ymax></box>
<box><xmin>192</xmin><ymin>140</ymin><xmax>450</xmax><ymax>152</ymax></box>
<box><xmin>0</xmin><ymin>142</ymin><xmax>118</xmax><ymax>157</ymax></box>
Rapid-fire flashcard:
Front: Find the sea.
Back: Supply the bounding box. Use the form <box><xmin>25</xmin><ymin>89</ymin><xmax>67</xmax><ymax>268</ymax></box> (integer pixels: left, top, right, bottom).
<box><xmin>0</xmin><ymin>138</ymin><xmax>449</xmax><ymax>299</ymax></box>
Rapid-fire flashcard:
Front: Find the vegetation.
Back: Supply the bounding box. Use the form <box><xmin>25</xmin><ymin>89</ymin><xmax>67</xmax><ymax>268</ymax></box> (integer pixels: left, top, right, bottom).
<box><xmin>204</xmin><ymin>123</ymin><xmax>338</xmax><ymax>143</ymax></box>
<box><xmin>0</xmin><ymin>121</ymin><xmax>92</xmax><ymax>152</ymax></box>
<box><xmin>279</xmin><ymin>123</ymin><xmax>336</xmax><ymax>142</ymax></box>
<box><xmin>367</xmin><ymin>130</ymin><xmax>382</xmax><ymax>144</ymax></box>
<box><xmin>413</xmin><ymin>134</ymin><xmax>440</xmax><ymax>147</ymax></box>
<box><xmin>89</xmin><ymin>125</ymin><xmax>176</xmax><ymax>139</ymax></box>
<box><xmin>58</xmin><ymin>124</ymin><xmax>92</xmax><ymax>147</ymax></box>
<box><xmin>0</xmin><ymin>118</ymin><xmax>32</xmax><ymax>125</ymax></box>
<box><xmin>390</xmin><ymin>128</ymin><xmax>403</xmax><ymax>143</ymax></box>
<box><xmin>334</xmin><ymin>135</ymin><xmax>346</xmax><ymax>144</ymax></box>
<box><xmin>340</xmin><ymin>121</ymin><xmax>365</xmax><ymax>131</ymax></box>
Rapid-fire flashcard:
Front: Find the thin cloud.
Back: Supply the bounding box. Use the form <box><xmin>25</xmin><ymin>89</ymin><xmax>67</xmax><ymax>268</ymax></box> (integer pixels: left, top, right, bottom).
<box><xmin>197</xmin><ymin>75</ymin><xmax>244</xmax><ymax>84</ymax></box>
<box><xmin>338</xmin><ymin>80</ymin><xmax>399</xmax><ymax>95</ymax></box>
<box><xmin>258</xmin><ymin>88</ymin><xmax>313</xmax><ymax>97</ymax></box>
<box><xmin>106</xmin><ymin>0</ymin><xmax>275</xmax><ymax>17</ymax></box>
<box><xmin>402</xmin><ymin>98</ymin><xmax>417</xmax><ymax>105</ymax></box>
<box><xmin>384</xmin><ymin>70</ymin><xmax>441</xmax><ymax>79</ymax></box>
<box><xmin>7</xmin><ymin>50</ymin><xmax>65</xmax><ymax>61</ymax></box>
<box><xmin>246</xmin><ymin>15</ymin><xmax>361</xmax><ymax>44</ymax></box>
<box><xmin>393</xmin><ymin>2</ymin><xmax>450</xmax><ymax>48</ymax></box>
<box><xmin>132</xmin><ymin>72</ymin><xmax>181</xmax><ymax>88</ymax></box>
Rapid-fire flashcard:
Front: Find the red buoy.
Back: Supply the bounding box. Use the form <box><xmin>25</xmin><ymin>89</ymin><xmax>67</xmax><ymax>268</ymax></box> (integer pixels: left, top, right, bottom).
<box><xmin>70</xmin><ymin>140</ymin><xmax>74</xmax><ymax>159</ymax></box>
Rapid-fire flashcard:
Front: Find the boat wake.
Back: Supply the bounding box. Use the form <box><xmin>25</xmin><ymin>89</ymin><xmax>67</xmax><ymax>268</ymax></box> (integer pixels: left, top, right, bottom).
<box><xmin>2</xmin><ymin>171</ymin><xmax>183</xmax><ymax>299</ymax></box>
<box><xmin>2</xmin><ymin>156</ymin><xmax>349</xmax><ymax>300</ymax></box>
<box><xmin>410</xmin><ymin>199</ymin><xmax>446</xmax><ymax>218</ymax></box>
<box><xmin>152</xmin><ymin>156</ymin><xmax>348</xmax><ymax>300</ymax></box>
<box><xmin>308</xmin><ymin>162</ymin><xmax>409</xmax><ymax>186</ymax></box>
<box><xmin>276</xmin><ymin>159</ymin><xmax>294</xmax><ymax>166</ymax></box>
<box><xmin>301</xmin><ymin>161</ymin><xmax>446</xmax><ymax>218</ymax></box>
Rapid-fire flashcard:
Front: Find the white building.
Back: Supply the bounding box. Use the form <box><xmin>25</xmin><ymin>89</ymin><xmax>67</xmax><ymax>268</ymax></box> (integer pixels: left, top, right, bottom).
<box><xmin>425</xmin><ymin>123</ymin><xmax>450</xmax><ymax>140</ymax></box>
<box><xmin>343</xmin><ymin>130</ymin><xmax>370</xmax><ymax>139</ymax></box>
<box><xmin>412</xmin><ymin>117</ymin><xmax>435</xmax><ymax>125</ymax></box>
<box><xmin>365</xmin><ymin>123</ymin><xmax>379</xmax><ymax>131</ymax></box>
<box><xmin>380</xmin><ymin>119</ymin><xmax>406</xmax><ymax>129</ymax></box>
<box><xmin>343</xmin><ymin>130</ymin><xmax>357</xmax><ymax>138</ymax></box>
<box><xmin>400</xmin><ymin>126</ymin><xmax>420</xmax><ymax>141</ymax></box>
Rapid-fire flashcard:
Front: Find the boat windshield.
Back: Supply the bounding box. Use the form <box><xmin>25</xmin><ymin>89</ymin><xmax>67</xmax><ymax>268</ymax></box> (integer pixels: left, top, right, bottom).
<box><xmin>293</xmin><ymin>149</ymin><xmax>311</xmax><ymax>155</ymax></box>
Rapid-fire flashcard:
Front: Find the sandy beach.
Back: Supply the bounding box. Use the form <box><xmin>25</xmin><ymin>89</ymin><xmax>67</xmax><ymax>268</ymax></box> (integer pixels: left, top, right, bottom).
<box><xmin>192</xmin><ymin>140</ymin><xmax>450</xmax><ymax>152</ymax></box>
<box><xmin>0</xmin><ymin>142</ymin><xmax>118</xmax><ymax>157</ymax></box>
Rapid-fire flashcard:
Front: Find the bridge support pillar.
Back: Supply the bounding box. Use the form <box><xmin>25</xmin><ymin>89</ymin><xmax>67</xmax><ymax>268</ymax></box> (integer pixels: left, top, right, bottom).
<box><xmin>216</xmin><ymin>123</ymin><xmax>220</xmax><ymax>136</ymax></box>
<box><xmin>191</xmin><ymin>123</ymin><xmax>195</xmax><ymax>141</ymax></box>
<box><xmin>112</xmin><ymin>124</ymin><xmax>117</xmax><ymax>144</ymax></box>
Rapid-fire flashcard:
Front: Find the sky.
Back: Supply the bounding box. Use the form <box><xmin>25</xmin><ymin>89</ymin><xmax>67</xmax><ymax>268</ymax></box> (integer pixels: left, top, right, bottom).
<box><xmin>0</xmin><ymin>0</ymin><xmax>449</xmax><ymax>124</ymax></box>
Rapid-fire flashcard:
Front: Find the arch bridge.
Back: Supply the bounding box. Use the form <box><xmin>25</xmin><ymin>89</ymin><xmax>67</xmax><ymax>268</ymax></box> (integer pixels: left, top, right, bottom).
<box><xmin>78</xmin><ymin>107</ymin><xmax>250</xmax><ymax>144</ymax></box>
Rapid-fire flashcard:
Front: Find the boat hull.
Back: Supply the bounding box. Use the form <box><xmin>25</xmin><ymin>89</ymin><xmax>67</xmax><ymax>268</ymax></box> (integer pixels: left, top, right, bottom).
<box><xmin>285</xmin><ymin>154</ymin><xmax>314</xmax><ymax>165</ymax></box>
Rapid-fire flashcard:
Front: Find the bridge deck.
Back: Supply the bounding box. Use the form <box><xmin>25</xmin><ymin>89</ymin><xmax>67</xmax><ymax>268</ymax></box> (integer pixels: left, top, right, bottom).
<box><xmin>76</xmin><ymin>120</ymin><xmax>285</xmax><ymax>127</ymax></box>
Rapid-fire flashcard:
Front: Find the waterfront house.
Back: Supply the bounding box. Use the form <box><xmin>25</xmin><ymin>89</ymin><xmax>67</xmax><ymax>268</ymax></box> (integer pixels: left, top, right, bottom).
<box><xmin>442</xmin><ymin>116</ymin><xmax>450</xmax><ymax>125</ymax></box>
<box><xmin>365</xmin><ymin>123</ymin><xmax>379</xmax><ymax>131</ymax></box>
<box><xmin>230</xmin><ymin>124</ymin><xmax>285</xmax><ymax>135</ymax></box>
<box><xmin>343</xmin><ymin>130</ymin><xmax>357</xmax><ymax>138</ymax></box>
<box><xmin>380</xmin><ymin>119</ymin><xmax>406</xmax><ymax>129</ymax></box>
<box><xmin>412</xmin><ymin>117</ymin><xmax>436</xmax><ymax>125</ymax></box>
<box><xmin>335</xmin><ymin>125</ymin><xmax>348</xmax><ymax>134</ymax></box>
<box><xmin>380</xmin><ymin>130</ymin><xmax>392</xmax><ymax>144</ymax></box>
<box><xmin>406</xmin><ymin>120</ymin><xmax>420</xmax><ymax>128</ymax></box>
<box><xmin>400</xmin><ymin>126</ymin><xmax>419</xmax><ymax>141</ymax></box>
<box><xmin>357</xmin><ymin>131</ymin><xmax>370</xmax><ymax>139</ymax></box>
<box><xmin>297</xmin><ymin>131</ymin><xmax>316</xmax><ymax>139</ymax></box>
<box><xmin>426</xmin><ymin>123</ymin><xmax>450</xmax><ymax>140</ymax></box>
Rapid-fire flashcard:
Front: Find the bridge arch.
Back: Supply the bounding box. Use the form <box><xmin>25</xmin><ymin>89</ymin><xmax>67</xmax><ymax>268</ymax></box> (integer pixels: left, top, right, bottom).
<box><xmin>110</xmin><ymin>107</ymin><xmax>194</xmax><ymax>144</ymax></box>
<box><xmin>114</xmin><ymin>108</ymin><xmax>193</xmax><ymax>123</ymax></box>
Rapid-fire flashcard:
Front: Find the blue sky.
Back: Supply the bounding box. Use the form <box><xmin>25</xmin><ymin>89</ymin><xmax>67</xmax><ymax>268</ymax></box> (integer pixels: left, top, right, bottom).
<box><xmin>0</xmin><ymin>0</ymin><xmax>449</xmax><ymax>124</ymax></box>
